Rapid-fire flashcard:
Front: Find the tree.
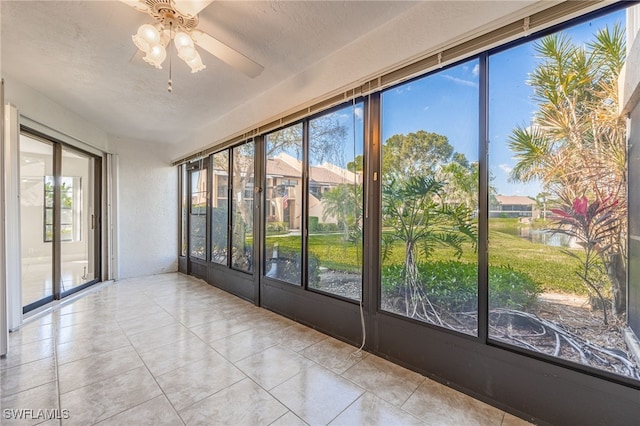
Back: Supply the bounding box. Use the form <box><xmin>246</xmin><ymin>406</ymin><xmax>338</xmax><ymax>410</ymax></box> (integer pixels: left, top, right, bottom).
<box><xmin>382</xmin><ymin>176</ymin><xmax>477</xmax><ymax>323</ymax></box>
<box><xmin>321</xmin><ymin>183</ymin><xmax>363</xmax><ymax>242</ymax></box>
<box><xmin>382</xmin><ymin>131</ymin><xmax>453</xmax><ymax>180</ymax></box>
<box><xmin>551</xmin><ymin>195</ymin><xmax>620</xmax><ymax>324</ymax></box>
<box><xmin>507</xmin><ymin>25</ymin><xmax>627</xmax><ymax>317</ymax></box>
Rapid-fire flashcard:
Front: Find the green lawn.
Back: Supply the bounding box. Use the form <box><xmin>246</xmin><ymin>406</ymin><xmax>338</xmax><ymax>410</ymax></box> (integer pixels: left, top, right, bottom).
<box><xmin>264</xmin><ymin>218</ymin><xmax>587</xmax><ymax>294</ymax></box>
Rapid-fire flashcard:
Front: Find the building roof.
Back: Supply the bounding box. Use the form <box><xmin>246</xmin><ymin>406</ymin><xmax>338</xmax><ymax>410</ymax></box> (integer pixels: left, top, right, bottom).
<box><xmin>495</xmin><ymin>195</ymin><xmax>537</xmax><ymax>206</ymax></box>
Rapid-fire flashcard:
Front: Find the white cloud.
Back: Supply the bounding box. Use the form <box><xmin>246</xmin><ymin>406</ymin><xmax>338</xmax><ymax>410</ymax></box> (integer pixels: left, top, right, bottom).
<box><xmin>499</xmin><ymin>163</ymin><xmax>513</xmax><ymax>173</ymax></box>
<box><xmin>472</xmin><ymin>63</ymin><xmax>479</xmax><ymax>77</ymax></box>
<box><xmin>354</xmin><ymin>107</ymin><xmax>363</xmax><ymax>120</ymax></box>
<box><xmin>441</xmin><ymin>74</ymin><xmax>478</xmax><ymax>88</ymax></box>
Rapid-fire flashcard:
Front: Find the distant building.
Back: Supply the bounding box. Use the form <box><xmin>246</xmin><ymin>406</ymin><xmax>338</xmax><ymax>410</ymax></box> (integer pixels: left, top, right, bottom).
<box><xmin>491</xmin><ymin>195</ymin><xmax>539</xmax><ymax>218</ymax></box>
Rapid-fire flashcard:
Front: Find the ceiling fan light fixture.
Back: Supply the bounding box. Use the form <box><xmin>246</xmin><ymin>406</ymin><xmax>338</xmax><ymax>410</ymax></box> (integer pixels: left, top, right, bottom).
<box><xmin>174</xmin><ymin>31</ymin><xmax>194</xmax><ymax>50</ymax></box>
<box><xmin>132</xmin><ymin>23</ymin><xmax>160</xmax><ymax>53</ymax></box>
<box><xmin>177</xmin><ymin>45</ymin><xmax>198</xmax><ymax>62</ymax></box>
<box><xmin>185</xmin><ymin>52</ymin><xmax>206</xmax><ymax>73</ymax></box>
<box><xmin>143</xmin><ymin>44</ymin><xmax>167</xmax><ymax>69</ymax></box>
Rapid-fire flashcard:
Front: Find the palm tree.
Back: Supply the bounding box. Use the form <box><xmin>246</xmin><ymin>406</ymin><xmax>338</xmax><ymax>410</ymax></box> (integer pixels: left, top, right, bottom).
<box><xmin>508</xmin><ymin>25</ymin><xmax>627</xmax><ymax>316</ymax></box>
<box><xmin>321</xmin><ymin>183</ymin><xmax>362</xmax><ymax>242</ymax></box>
<box><xmin>382</xmin><ymin>176</ymin><xmax>477</xmax><ymax>323</ymax></box>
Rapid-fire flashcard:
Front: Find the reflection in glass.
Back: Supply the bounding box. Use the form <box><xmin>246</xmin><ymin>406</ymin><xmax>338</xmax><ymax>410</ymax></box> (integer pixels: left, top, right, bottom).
<box><xmin>231</xmin><ymin>142</ymin><xmax>254</xmax><ymax>271</ymax></box>
<box><xmin>19</xmin><ymin>135</ymin><xmax>54</xmax><ymax>306</ymax></box>
<box><xmin>211</xmin><ymin>151</ymin><xmax>229</xmax><ymax>265</ymax></box>
<box><xmin>190</xmin><ymin>168</ymin><xmax>207</xmax><ymax>260</ymax></box>
<box><xmin>380</xmin><ymin>60</ymin><xmax>479</xmax><ymax>335</ymax></box>
<box><xmin>308</xmin><ymin>103</ymin><xmax>364</xmax><ymax>300</ymax></box>
<box><xmin>488</xmin><ymin>13</ymin><xmax>637</xmax><ymax>380</ymax></box>
<box><xmin>60</xmin><ymin>147</ymin><xmax>96</xmax><ymax>292</ymax></box>
<box><xmin>264</xmin><ymin>124</ymin><xmax>303</xmax><ymax>285</ymax></box>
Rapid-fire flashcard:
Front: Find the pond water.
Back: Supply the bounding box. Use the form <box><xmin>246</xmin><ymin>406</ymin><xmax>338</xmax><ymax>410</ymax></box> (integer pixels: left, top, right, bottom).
<box><xmin>516</xmin><ymin>227</ymin><xmax>581</xmax><ymax>249</ymax></box>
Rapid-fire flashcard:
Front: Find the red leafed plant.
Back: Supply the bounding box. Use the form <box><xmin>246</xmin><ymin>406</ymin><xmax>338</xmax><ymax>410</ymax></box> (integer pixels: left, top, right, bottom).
<box><xmin>551</xmin><ymin>195</ymin><xmax>620</xmax><ymax>324</ymax></box>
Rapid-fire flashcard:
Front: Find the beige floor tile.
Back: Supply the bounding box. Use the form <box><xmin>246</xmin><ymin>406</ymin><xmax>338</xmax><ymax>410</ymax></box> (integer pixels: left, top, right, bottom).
<box><xmin>236</xmin><ymin>346</ymin><xmax>314</xmax><ymax>390</ymax></box>
<box><xmin>155</xmin><ymin>352</ymin><xmax>246</xmax><ymax>411</ymax></box>
<box><xmin>56</xmin><ymin>330</ymin><xmax>130</xmax><ymax>365</ymax></box>
<box><xmin>329</xmin><ymin>392</ymin><xmax>424</xmax><ymax>426</ymax></box>
<box><xmin>502</xmin><ymin>412</ymin><xmax>534</xmax><ymax>426</ymax></box>
<box><xmin>189</xmin><ymin>317</ymin><xmax>252</xmax><ymax>343</ymax></box>
<box><xmin>342</xmin><ymin>354</ymin><xmax>424</xmax><ymax>406</ymax></box>
<box><xmin>1</xmin><ymin>358</ymin><xmax>57</xmax><ymax>397</ymax></box>
<box><xmin>137</xmin><ymin>334</ymin><xmax>219</xmax><ymax>376</ymax></box>
<box><xmin>0</xmin><ymin>338</ymin><xmax>55</xmax><ymax>370</ymax></box>
<box><xmin>179</xmin><ymin>378</ymin><xmax>288</xmax><ymax>425</ymax></box>
<box><xmin>58</xmin><ymin>346</ymin><xmax>144</xmax><ymax>394</ymax></box>
<box><xmin>270</xmin><ymin>411</ymin><xmax>309</xmax><ymax>426</ymax></box>
<box><xmin>96</xmin><ymin>395</ymin><xmax>184</xmax><ymax>426</ymax></box>
<box><xmin>117</xmin><ymin>310</ymin><xmax>178</xmax><ymax>336</ymax></box>
<box><xmin>402</xmin><ymin>378</ymin><xmax>504</xmax><ymax>426</ymax></box>
<box><xmin>114</xmin><ymin>304</ymin><xmax>168</xmax><ymax>323</ymax></box>
<box><xmin>300</xmin><ymin>337</ymin><xmax>365</xmax><ymax>374</ymax></box>
<box><xmin>56</xmin><ymin>320</ymin><xmax>122</xmax><ymax>345</ymax></box>
<box><xmin>209</xmin><ymin>328</ymin><xmax>279</xmax><ymax>362</ymax></box>
<box><xmin>246</xmin><ymin>313</ymin><xmax>297</xmax><ymax>335</ymax></box>
<box><xmin>170</xmin><ymin>307</ymin><xmax>225</xmax><ymax>328</ymax></box>
<box><xmin>0</xmin><ymin>381</ymin><xmax>59</xmax><ymax>426</ymax></box>
<box><xmin>272</xmin><ymin>323</ymin><xmax>328</xmax><ymax>352</ymax></box>
<box><xmin>8</xmin><ymin>323</ymin><xmax>53</xmax><ymax>348</ymax></box>
<box><xmin>270</xmin><ymin>364</ymin><xmax>365</xmax><ymax>425</ymax></box>
<box><xmin>126</xmin><ymin>322</ymin><xmax>195</xmax><ymax>352</ymax></box>
<box><xmin>60</xmin><ymin>366</ymin><xmax>161</xmax><ymax>426</ymax></box>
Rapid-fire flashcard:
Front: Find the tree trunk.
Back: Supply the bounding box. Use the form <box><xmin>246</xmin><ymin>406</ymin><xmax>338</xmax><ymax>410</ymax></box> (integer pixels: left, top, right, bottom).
<box><xmin>606</xmin><ymin>252</ymin><xmax>627</xmax><ymax>319</ymax></box>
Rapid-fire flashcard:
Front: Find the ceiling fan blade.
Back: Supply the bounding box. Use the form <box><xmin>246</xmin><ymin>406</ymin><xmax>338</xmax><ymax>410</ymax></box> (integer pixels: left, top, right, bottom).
<box><xmin>118</xmin><ymin>0</ymin><xmax>149</xmax><ymax>13</ymax></box>
<box><xmin>172</xmin><ymin>0</ymin><xmax>215</xmax><ymax>17</ymax></box>
<box><xmin>191</xmin><ymin>30</ymin><xmax>264</xmax><ymax>78</ymax></box>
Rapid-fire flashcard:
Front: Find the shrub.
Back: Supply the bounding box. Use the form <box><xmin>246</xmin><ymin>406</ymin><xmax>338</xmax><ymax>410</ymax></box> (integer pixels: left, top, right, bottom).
<box><xmin>382</xmin><ymin>261</ymin><xmax>541</xmax><ymax>313</ymax></box>
<box><xmin>266</xmin><ymin>221</ymin><xmax>289</xmax><ymax>234</ymax></box>
<box><xmin>309</xmin><ymin>216</ymin><xmax>319</xmax><ymax>232</ymax></box>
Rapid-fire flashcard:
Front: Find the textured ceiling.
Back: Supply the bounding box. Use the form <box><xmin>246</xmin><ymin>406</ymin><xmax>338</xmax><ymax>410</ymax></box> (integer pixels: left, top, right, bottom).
<box><xmin>0</xmin><ymin>0</ymin><xmax>419</xmax><ymax>145</ymax></box>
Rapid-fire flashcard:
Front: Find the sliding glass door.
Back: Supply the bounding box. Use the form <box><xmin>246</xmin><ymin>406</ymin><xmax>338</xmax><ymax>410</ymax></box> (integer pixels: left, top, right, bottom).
<box><xmin>19</xmin><ymin>131</ymin><xmax>101</xmax><ymax>312</ymax></box>
<box><xmin>20</xmin><ymin>135</ymin><xmax>55</xmax><ymax>308</ymax></box>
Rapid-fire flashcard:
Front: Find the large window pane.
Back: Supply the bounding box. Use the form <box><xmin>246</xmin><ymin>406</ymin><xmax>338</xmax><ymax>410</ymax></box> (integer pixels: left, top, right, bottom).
<box><xmin>488</xmin><ymin>10</ymin><xmax>638</xmax><ymax>380</ymax></box>
<box><xmin>20</xmin><ymin>135</ymin><xmax>54</xmax><ymax>306</ymax></box>
<box><xmin>231</xmin><ymin>142</ymin><xmax>254</xmax><ymax>271</ymax></box>
<box><xmin>380</xmin><ymin>60</ymin><xmax>479</xmax><ymax>335</ymax></box>
<box><xmin>211</xmin><ymin>151</ymin><xmax>229</xmax><ymax>265</ymax></box>
<box><xmin>61</xmin><ymin>147</ymin><xmax>96</xmax><ymax>292</ymax></box>
<box><xmin>190</xmin><ymin>168</ymin><xmax>207</xmax><ymax>260</ymax></box>
<box><xmin>265</xmin><ymin>124</ymin><xmax>303</xmax><ymax>285</ymax></box>
<box><xmin>308</xmin><ymin>103</ymin><xmax>364</xmax><ymax>300</ymax></box>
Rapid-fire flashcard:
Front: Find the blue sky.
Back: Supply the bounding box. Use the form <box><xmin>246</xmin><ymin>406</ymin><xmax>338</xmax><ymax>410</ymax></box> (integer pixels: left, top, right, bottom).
<box><xmin>380</xmin><ymin>8</ymin><xmax>626</xmax><ymax>198</ymax></box>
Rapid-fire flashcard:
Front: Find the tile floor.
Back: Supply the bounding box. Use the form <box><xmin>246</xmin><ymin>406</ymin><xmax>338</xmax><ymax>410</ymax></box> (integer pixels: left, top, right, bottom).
<box><xmin>1</xmin><ymin>273</ymin><xmax>533</xmax><ymax>425</ymax></box>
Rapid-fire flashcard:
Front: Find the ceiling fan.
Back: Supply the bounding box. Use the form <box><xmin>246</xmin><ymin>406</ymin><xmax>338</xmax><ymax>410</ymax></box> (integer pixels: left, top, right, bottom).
<box><xmin>120</xmin><ymin>0</ymin><xmax>263</xmax><ymax>80</ymax></box>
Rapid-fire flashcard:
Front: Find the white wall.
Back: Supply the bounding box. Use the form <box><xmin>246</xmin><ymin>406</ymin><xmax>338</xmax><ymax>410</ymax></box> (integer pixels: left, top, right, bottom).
<box><xmin>110</xmin><ymin>136</ymin><xmax>177</xmax><ymax>278</ymax></box>
<box><xmin>3</xmin><ymin>76</ymin><xmax>109</xmax><ymax>152</ymax></box>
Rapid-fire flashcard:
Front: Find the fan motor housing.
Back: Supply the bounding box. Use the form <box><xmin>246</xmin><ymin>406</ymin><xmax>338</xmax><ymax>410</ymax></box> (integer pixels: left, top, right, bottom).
<box><xmin>145</xmin><ymin>0</ymin><xmax>199</xmax><ymax>30</ymax></box>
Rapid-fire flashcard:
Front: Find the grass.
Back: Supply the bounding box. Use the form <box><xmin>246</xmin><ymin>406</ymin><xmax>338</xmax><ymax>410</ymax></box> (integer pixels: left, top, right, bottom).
<box><xmin>263</xmin><ymin>218</ymin><xmax>588</xmax><ymax>295</ymax></box>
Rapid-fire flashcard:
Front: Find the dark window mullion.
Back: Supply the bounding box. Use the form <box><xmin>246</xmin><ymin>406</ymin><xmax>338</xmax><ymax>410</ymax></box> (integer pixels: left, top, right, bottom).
<box><xmin>478</xmin><ymin>52</ymin><xmax>489</xmax><ymax>344</ymax></box>
<box><xmin>52</xmin><ymin>143</ymin><xmax>62</xmax><ymax>299</ymax></box>
<box><xmin>302</xmin><ymin>120</ymin><xmax>309</xmax><ymax>289</ymax></box>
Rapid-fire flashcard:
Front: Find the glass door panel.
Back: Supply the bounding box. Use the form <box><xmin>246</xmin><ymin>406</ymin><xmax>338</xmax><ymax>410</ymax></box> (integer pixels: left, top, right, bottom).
<box><xmin>265</xmin><ymin>124</ymin><xmax>303</xmax><ymax>285</ymax></box>
<box><xmin>60</xmin><ymin>147</ymin><xmax>97</xmax><ymax>293</ymax></box>
<box><xmin>189</xmin><ymin>167</ymin><xmax>208</xmax><ymax>260</ymax></box>
<box><xmin>231</xmin><ymin>142</ymin><xmax>254</xmax><ymax>271</ymax></box>
<box><xmin>19</xmin><ymin>135</ymin><xmax>54</xmax><ymax>308</ymax></box>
